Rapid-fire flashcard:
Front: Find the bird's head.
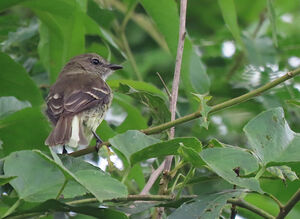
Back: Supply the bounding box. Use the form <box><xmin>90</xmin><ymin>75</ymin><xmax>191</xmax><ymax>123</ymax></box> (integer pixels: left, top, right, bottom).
<box><xmin>61</xmin><ymin>53</ymin><xmax>122</xmax><ymax>80</ymax></box>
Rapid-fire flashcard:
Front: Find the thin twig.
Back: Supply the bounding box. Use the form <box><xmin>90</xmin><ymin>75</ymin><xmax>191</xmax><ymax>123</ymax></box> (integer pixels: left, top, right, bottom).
<box><xmin>156</xmin><ymin>72</ymin><xmax>171</xmax><ymax>100</ymax></box>
<box><xmin>252</xmin><ymin>8</ymin><xmax>267</xmax><ymax>38</ymax></box>
<box><xmin>121</xmin><ymin>2</ymin><xmax>137</xmax><ymax>31</ymax></box>
<box><xmin>67</xmin><ymin>194</ymin><xmax>196</xmax><ymax>205</ymax></box>
<box><xmin>69</xmin><ymin>67</ymin><xmax>300</xmax><ymax>157</ymax></box>
<box><xmin>276</xmin><ymin>188</ymin><xmax>300</xmax><ymax>219</ymax></box>
<box><xmin>120</xmin><ymin>29</ymin><xmax>143</xmax><ymax>81</ymax></box>
<box><xmin>156</xmin><ymin>72</ymin><xmax>181</xmax><ymax>118</ymax></box>
<box><xmin>112</xmin><ymin>6</ymin><xmax>142</xmax><ymax>81</ymax></box>
<box><xmin>228</xmin><ymin>199</ymin><xmax>275</xmax><ymax>219</ymax></box>
<box><xmin>56</xmin><ymin>179</ymin><xmax>68</xmax><ymax>199</ymax></box>
<box><xmin>263</xmin><ymin>193</ymin><xmax>284</xmax><ymax>209</ymax></box>
<box><xmin>226</xmin><ymin>52</ymin><xmax>245</xmax><ymax>80</ymax></box>
<box><xmin>140</xmin><ymin>161</ymin><xmax>165</xmax><ymax>195</ymax></box>
<box><xmin>69</xmin><ymin>141</ymin><xmax>109</xmax><ymax>157</ymax></box>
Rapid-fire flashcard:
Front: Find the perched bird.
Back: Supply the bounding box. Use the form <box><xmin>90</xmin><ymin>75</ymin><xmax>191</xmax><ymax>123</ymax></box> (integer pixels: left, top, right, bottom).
<box><xmin>45</xmin><ymin>53</ymin><xmax>122</xmax><ymax>151</ymax></box>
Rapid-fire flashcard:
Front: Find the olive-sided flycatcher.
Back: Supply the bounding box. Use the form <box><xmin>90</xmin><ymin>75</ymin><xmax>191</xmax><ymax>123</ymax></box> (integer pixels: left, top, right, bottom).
<box><xmin>45</xmin><ymin>53</ymin><xmax>122</xmax><ymax>149</ymax></box>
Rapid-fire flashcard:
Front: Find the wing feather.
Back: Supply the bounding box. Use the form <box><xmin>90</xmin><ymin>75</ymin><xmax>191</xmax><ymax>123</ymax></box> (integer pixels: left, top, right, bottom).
<box><xmin>46</xmin><ymin>77</ymin><xmax>111</xmax><ymax>125</ymax></box>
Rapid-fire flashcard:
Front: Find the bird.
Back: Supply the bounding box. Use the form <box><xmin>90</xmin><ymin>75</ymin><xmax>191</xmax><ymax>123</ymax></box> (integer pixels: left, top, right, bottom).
<box><xmin>44</xmin><ymin>53</ymin><xmax>122</xmax><ymax>152</ymax></box>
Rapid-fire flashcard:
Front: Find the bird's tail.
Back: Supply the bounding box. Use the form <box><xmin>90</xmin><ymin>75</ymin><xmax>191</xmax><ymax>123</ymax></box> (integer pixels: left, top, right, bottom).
<box><xmin>45</xmin><ymin>116</ymin><xmax>73</xmax><ymax>147</ymax></box>
<box><xmin>45</xmin><ymin>115</ymin><xmax>88</xmax><ymax>147</ymax></box>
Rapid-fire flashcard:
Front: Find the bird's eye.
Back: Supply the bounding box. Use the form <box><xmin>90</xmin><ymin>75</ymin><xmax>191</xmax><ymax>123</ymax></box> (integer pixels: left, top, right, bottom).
<box><xmin>91</xmin><ymin>58</ymin><xmax>102</xmax><ymax>65</ymax></box>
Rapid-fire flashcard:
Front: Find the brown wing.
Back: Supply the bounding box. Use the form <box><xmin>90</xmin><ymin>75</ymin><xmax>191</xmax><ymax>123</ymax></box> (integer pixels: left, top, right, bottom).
<box><xmin>63</xmin><ymin>87</ymin><xmax>110</xmax><ymax>114</ymax></box>
<box><xmin>46</xmin><ymin>93</ymin><xmax>64</xmax><ymax>124</ymax></box>
<box><xmin>46</xmin><ymin>77</ymin><xmax>111</xmax><ymax>125</ymax></box>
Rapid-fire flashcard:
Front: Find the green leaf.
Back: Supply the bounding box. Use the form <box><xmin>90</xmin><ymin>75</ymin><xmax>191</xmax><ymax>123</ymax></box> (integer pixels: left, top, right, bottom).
<box><xmin>109</xmin><ymin>130</ymin><xmax>160</xmax><ymax>166</ymax></box>
<box><xmin>96</xmin><ymin>120</ymin><xmax>116</xmax><ymax>142</ymax></box>
<box><xmin>86</xmin><ymin>42</ymin><xmax>110</xmax><ymax>59</ymax></box>
<box><xmin>116</xmin><ymin>202</ymin><xmax>157</xmax><ymax>215</ymax></box>
<box><xmin>0</xmin><ymin>52</ymin><xmax>43</xmax><ymax>106</ymax></box>
<box><xmin>0</xmin><ymin>107</ymin><xmax>50</xmax><ymax>157</ymax></box>
<box><xmin>200</xmin><ymin>147</ymin><xmax>262</xmax><ymax>192</ymax></box>
<box><xmin>207</xmin><ymin>139</ymin><xmax>226</xmax><ymax>148</ymax></box>
<box><xmin>218</xmin><ymin>0</ymin><xmax>244</xmax><ymax>49</ymax></box>
<box><xmin>140</xmin><ymin>0</ymin><xmax>210</xmax><ymax>105</ymax></box>
<box><xmin>128</xmin><ymin>164</ymin><xmax>145</xmax><ymax>190</ymax></box>
<box><xmin>117</xmin><ymin>83</ymin><xmax>170</xmax><ymax>124</ymax></box>
<box><xmin>108</xmin><ymin>79</ymin><xmax>166</xmax><ymax>97</ymax></box>
<box><xmin>37</xmin><ymin>20</ymin><xmax>65</xmax><ymax>83</ymax></box>
<box><xmin>131</xmin><ymin>137</ymin><xmax>202</xmax><ymax>165</ymax></box>
<box><xmin>0</xmin><ymin>0</ymin><xmax>26</xmax><ymax>11</ymax></box>
<box><xmin>0</xmin><ymin>175</ymin><xmax>17</xmax><ymax>186</ymax></box>
<box><xmin>83</xmin><ymin>13</ymin><xmax>123</xmax><ymax>56</ymax></box>
<box><xmin>0</xmin><ymin>96</ymin><xmax>31</xmax><ymax>119</ymax></box>
<box><xmin>140</xmin><ymin>0</ymin><xmax>179</xmax><ymax>55</ymax></box>
<box><xmin>177</xmin><ymin>145</ymin><xmax>205</xmax><ymax>167</ymax></box>
<box><xmin>243</xmin><ymin>36</ymin><xmax>276</xmax><ymax>67</ymax></box>
<box><xmin>267</xmin><ymin>166</ymin><xmax>299</xmax><ymax>182</ymax></box>
<box><xmin>1</xmin><ymin>19</ymin><xmax>39</xmax><ymax>52</ymax></box>
<box><xmin>25</xmin><ymin>0</ymin><xmax>122</xmax><ymax>82</ymax></box>
<box><xmin>36</xmin><ymin>151</ymin><xmax>128</xmax><ymax>201</ymax></box>
<box><xmin>244</xmin><ymin>107</ymin><xmax>300</xmax><ymax>165</ymax></box>
<box><xmin>191</xmin><ymin>93</ymin><xmax>212</xmax><ymax>129</ymax></box>
<box><xmin>87</xmin><ymin>0</ymin><xmax>115</xmax><ymax>29</ymax></box>
<box><xmin>75</xmin><ymin>169</ymin><xmax>128</xmax><ymax>202</ymax></box>
<box><xmin>186</xmin><ymin>47</ymin><xmax>210</xmax><ymax>95</ymax></box>
<box><xmin>4</xmin><ymin>150</ymin><xmax>127</xmax><ymax>203</ymax></box>
<box><xmin>287</xmin><ymin>99</ymin><xmax>300</xmax><ymax>107</ymax></box>
<box><xmin>114</xmin><ymin>95</ymin><xmax>148</xmax><ymax>132</ymax></box>
<box><xmin>6</xmin><ymin>199</ymin><xmax>128</xmax><ymax>219</ymax></box>
<box><xmin>3</xmin><ymin>150</ymin><xmax>65</xmax><ymax>202</ymax></box>
<box><xmin>23</xmin><ymin>0</ymin><xmax>85</xmax><ymax>82</ymax></box>
<box><xmin>267</xmin><ymin>0</ymin><xmax>278</xmax><ymax>47</ymax></box>
<box><xmin>168</xmin><ymin>190</ymin><xmax>243</xmax><ymax>219</ymax></box>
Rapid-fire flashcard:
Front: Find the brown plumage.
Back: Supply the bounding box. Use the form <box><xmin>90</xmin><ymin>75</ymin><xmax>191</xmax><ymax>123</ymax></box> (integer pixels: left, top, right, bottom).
<box><xmin>45</xmin><ymin>53</ymin><xmax>122</xmax><ymax>148</ymax></box>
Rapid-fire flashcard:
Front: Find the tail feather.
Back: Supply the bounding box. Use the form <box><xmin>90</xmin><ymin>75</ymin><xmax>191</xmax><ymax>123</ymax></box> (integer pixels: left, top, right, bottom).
<box><xmin>68</xmin><ymin>115</ymin><xmax>88</xmax><ymax>147</ymax></box>
<box><xmin>45</xmin><ymin>116</ymin><xmax>72</xmax><ymax>146</ymax></box>
<box><xmin>78</xmin><ymin>122</ymin><xmax>89</xmax><ymax>146</ymax></box>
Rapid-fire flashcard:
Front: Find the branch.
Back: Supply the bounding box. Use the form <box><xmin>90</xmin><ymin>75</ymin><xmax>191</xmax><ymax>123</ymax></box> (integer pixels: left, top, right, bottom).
<box><xmin>143</xmin><ymin>67</ymin><xmax>300</xmax><ymax>135</ymax></box>
<box><xmin>69</xmin><ymin>141</ymin><xmax>109</xmax><ymax>157</ymax></box>
<box><xmin>69</xmin><ymin>67</ymin><xmax>300</xmax><ymax>157</ymax></box>
<box><xmin>140</xmin><ymin>161</ymin><xmax>165</xmax><ymax>195</ymax></box>
<box><xmin>155</xmin><ymin>1</ymin><xmax>188</xmax><ymax>217</ymax></box>
<box><xmin>4</xmin><ymin>196</ymin><xmax>278</xmax><ymax>219</ymax></box>
<box><xmin>169</xmin><ymin>0</ymin><xmax>187</xmax><ymax>140</ymax></box>
<box><xmin>276</xmin><ymin>188</ymin><xmax>300</xmax><ymax>219</ymax></box>
<box><xmin>66</xmin><ymin>196</ymin><xmax>275</xmax><ymax>219</ymax></box>
<box><xmin>159</xmin><ymin>0</ymin><xmax>188</xmax><ymax>192</ymax></box>
<box><xmin>66</xmin><ymin>194</ymin><xmax>196</xmax><ymax>205</ymax></box>
<box><xmin>228</xmin><ymin>199</ymin><xmax>275</xmax><ymax>219</ymax></box>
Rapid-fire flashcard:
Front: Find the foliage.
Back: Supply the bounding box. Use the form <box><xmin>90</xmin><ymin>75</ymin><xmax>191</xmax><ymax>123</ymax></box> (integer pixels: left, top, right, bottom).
<box><xmin>0</xmin><ymin>0</ymin><xmax>300</xmax><ymax>218</ymax></box>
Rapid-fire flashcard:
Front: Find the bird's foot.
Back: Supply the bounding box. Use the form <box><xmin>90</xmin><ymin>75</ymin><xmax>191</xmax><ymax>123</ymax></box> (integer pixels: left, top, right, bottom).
<box><xmin>92</xmin><ymin>130</ymin><xmax>103</xmax><ymax>152</ymax></box>
<box><xmin>62</xmin><ymin>145</ymin><xmax>68</xmax><ymax>154</ymax></box>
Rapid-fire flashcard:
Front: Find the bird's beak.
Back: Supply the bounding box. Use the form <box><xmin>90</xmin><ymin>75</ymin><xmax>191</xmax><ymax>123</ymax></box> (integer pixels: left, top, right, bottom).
<box><xmin>107</xmin><ymin>64</ymin><xmax>123</xmax><ymax>70</ymax></box>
